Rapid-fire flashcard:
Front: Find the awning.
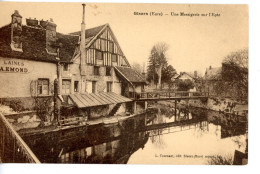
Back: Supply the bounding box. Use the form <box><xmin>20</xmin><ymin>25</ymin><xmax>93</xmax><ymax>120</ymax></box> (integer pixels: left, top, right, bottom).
<box><xmin>68</xmin><ymin>92</ymin><xmax>132</xmax><ymax>108</ymax></box>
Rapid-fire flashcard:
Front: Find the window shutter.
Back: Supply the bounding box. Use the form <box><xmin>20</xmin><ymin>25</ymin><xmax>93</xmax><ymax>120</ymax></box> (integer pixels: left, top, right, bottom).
<box><xmin>30</xmin><ymin>80</ymin><xmax>37</xmax><ymax>97</ymax></box>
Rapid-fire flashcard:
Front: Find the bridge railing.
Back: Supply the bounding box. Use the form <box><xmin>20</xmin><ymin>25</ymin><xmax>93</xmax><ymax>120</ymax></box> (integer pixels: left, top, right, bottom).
<box><xmin>0</xmin><ymin>113</ymin><xmax>40</xmax><ymax>163</ymax></box>
<box><xmin>129</xmin><ymin>91</ymin><xmax>209</xmax><ymax>100</ymax></box>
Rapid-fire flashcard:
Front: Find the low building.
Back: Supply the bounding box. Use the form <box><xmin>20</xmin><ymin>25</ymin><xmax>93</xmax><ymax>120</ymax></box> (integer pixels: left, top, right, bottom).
<box><xmin>0</xmin><ymin>10</ymin><xmax>59</xmax><ymax>112</ymax></box>
<box><xmin>172</xmin><ymin>71</ymin><xmax>198</xmax><ymax>91</ymax></box>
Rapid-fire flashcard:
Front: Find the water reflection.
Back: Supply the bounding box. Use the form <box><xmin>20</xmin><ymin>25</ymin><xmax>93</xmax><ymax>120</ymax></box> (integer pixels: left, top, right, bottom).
<box><xmin>21</xmin><ymin>105</ymin><xmax>248</xmax><ymax>164</ymax></box>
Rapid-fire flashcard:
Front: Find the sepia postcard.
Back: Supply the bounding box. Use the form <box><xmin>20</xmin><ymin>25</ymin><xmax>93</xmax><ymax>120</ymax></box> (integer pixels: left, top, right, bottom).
<box><xmin>0</xmin><ymin>1</ymin><xmax>248</xmax><ymax>165</ymax></box>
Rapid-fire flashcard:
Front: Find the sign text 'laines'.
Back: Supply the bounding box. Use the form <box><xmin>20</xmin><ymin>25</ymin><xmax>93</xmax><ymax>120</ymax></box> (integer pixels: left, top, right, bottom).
<box><xmin>0</xmin><ymin>60</ymin><xmax>29</xmax><ymax>73</ymax></box>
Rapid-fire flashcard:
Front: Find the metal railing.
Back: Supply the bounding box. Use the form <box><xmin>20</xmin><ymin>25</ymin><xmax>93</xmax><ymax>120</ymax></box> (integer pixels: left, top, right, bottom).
<box><xmin>128</xmin><ymin>91</ymin><xmax>209</xmax><ymax>100</ymax></box>
<box><xmin>0</xmin><ymin>113</ymin><xmax>40</xmax><ymax>163</ymax></box>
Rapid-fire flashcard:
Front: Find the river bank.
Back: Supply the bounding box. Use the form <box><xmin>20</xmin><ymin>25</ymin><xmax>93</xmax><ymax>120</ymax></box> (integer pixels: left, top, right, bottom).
<box><xmin>177</xmin><ymin>97</ymin><xmax>248</xmax><ymax>117</ymax></box>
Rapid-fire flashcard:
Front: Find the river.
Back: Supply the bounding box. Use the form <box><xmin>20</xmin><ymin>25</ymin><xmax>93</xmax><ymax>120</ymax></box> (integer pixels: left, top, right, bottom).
<box><xmin>21</xmin><ymin>103</ymin><xmax>248</xmax><ymax>164</ymax></box>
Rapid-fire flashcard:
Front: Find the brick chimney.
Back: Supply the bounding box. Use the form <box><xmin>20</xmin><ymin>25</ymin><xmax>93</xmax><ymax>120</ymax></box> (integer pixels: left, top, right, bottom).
<box><xmin>46</xmin><ymin>19</ymin><xmax>57</xmax><ymax>54</ymax></box>
<box><xmin>37</xmin><ymin>18</ymin><xmax>57</xmax><ymax>54</ymax></box>
<box><xmin>80</xmin><ymin>4</ymin><xmax>86</xmax><ymax>75</ymax></box>
<box><xmin>11</xmin><ymin>10</ymin><xmax>23</xmax><ymax>51</ymax></box>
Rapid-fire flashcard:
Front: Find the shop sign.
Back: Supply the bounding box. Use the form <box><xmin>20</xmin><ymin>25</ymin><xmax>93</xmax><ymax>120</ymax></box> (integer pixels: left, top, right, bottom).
<box><xmin>0</xmin><ymin>59</ymin><xmax>32</xmax><ymax>73</ymax></box>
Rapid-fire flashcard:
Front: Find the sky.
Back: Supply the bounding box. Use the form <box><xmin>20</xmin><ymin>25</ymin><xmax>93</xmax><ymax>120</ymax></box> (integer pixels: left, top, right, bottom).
<box><xmin>0</xmin><ymin>2</ymin><xmax>248</xmax><ymax>75</ymax></box>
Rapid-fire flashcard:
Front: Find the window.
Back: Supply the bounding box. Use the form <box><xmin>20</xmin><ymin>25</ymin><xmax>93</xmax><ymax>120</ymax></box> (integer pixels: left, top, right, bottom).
<box><xmin>96</xmin><ymin>50</ymin><xmax>103</xmax><ymax>60</ymax></box>
<box><xmin>92</xmin><ymin>81</ymin><xmax>96</xmax><ymax>93</ymax></box>
<box><xmin>94</xmin><ymin>66</ymin><xmax>100</xmax><ymax>75</ymax></box>
<box><xmin>62</xmin><ymin>80</ymin><xmax>71</xmax><ymax>94</ymax></box>
<box><xmin>111</xmin><ymin>54</ymin><xmax>117</xmax><ymax>62</ymax></box>
<box><xmin>63</xmin><ymin>64</ymin><xmax>69</xmax><ymax>71</ymax></box>
<box><xmin>74</xmin><ymin>81</ymin><xmax>79</xmax><ymax>92</ymax></box>
<box><xmin>107</xmin><ymin>82</ymin><xmax>112</xmax><ymax>92</ymax></box>
<box><xmin>37</xmin><ymin>79</ymin><xmax>49</xmax><ymax>95</ymax></box>
<box><xmin>106</xmin><ymin>67</ymin><xmax>111</xmax><ymax>76</ymax></box>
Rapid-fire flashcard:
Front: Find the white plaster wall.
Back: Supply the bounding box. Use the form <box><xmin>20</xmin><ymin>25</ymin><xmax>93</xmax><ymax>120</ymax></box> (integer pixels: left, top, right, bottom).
<box><xmin>179</xmin><ymin>74</ymin><xmax>193</xmax><ymax>80</ymax></box>
<box><xmin>0</xmin><ymin>57</ymin><xmax>57</xmax><ymax>98</ymax></box>
<box><xmin>113</xmin><ymin>82</ymin><xmax>121</xmax><ymax>95</ymax></box>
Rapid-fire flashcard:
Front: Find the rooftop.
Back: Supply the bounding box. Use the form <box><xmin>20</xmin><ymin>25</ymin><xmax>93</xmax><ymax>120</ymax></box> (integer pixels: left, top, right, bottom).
<box><xmin>0</xmin><ymin>24</ymin><xmax>58</xmax><ymax>63</ymax></box>
<box><xmin>69</xmin><ymin>24</ymin><xmax>107</xmax><ymax>39</ymax></box>
<box><xmin>115</xmin><ymin>66</ymin><xmax>146</xmax><ymax>83</ymax></box>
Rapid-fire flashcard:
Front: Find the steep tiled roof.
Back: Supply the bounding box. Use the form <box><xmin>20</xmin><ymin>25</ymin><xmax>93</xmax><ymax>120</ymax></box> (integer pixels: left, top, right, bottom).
<box><xmin>58</xmin><ymin>24</ymin><xmax>107</xmax><ymax>63</ymax></box>
<box><xmin>69</xmin><ymin>24</ymin><xmax>107</xmax><ymax>39</ymax></box>
<box><xmin>175</xmin><ymin>72</ymin><xmax>195</xmax><ymax>80</ymax></box>
<box><xmin>0</xmin><ymin>22</ymin><xmax>128</xmax><ymax>65</ymax></box>
<box><xmin>115</xmin><ymin>66</ymin><xmax>146</xmax><ymax>83</ymax></box>
<box><xmin>56</xmin><ymin>32</ymin><xmax>79</xmax><ymax>62</ymax></box>
<box><xmin>0</xmin><ymin>24</ymin><xmax>58</xmax><ymax>63</ymax></box>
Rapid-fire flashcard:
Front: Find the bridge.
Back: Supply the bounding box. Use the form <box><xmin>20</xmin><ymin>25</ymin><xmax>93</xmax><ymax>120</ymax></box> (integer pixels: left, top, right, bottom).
<box><xmin>129</xmin><ymin>91</ymin><xmax>209</xmax><ymax>101</ymax></box>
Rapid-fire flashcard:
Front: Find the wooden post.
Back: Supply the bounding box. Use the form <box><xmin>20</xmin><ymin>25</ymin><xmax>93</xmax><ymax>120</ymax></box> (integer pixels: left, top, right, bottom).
<box><xmin>144</xmin><ymin>101</ymin><xmax>148</xmax><ymax>110</ymax></box>
<box><xmin>54</xmin><ymin>79</ymin><xmax>60</xmax><ymax>124</ymax></box>
<box><xmin>175</xmin><ymin>100</ymin><xmax>177</xmax><ymax>116</ymax></box>
<box><xmin>132</xmin><ymin>101</ymin><xmax>137</xmax><ymax>114</ymax></box>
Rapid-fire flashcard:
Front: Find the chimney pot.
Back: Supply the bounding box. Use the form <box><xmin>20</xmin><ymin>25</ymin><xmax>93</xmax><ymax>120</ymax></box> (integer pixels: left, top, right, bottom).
<box><xmin>11</xmin><ymin>10</ymin><xmax>23</xmax><ymax>51</ymax></box>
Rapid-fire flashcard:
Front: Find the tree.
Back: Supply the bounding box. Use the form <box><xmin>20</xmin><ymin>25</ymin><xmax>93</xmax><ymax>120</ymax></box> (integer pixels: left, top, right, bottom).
<box><xmin>132</xmin><ymin>62</ymin><xmax>143</xmax><ymax>74</ymax></box>
<box><xmin>176</xmin><ymin>79</ymin><xmax>195</xmax><ymax>91</ymax></box>
<box><xmin>162</xmin><ymin>65</ymin><xmax>177</xmax><ymax>89</ymax></box>
<box><xmin>214</xmin><ymin>48</ymin><xmax>248</xmax><ymax>98</ymax></box>
<box><xmin>147</xmin><ymin>42</ymin><xmax>169</xmax><ymax>88</ymax></box>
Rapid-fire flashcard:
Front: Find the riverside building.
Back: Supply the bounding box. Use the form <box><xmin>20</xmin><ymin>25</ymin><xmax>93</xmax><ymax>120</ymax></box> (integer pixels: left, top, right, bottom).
<box><xmin>0</xmin><ymin>7</ymin><xmax>147</xmax><ymax>120</ymax></box>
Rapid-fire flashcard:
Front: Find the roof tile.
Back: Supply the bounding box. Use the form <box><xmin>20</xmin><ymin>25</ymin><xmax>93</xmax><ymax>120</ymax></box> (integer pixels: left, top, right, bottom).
<box><xmin>115</xmin><ymin>66</ymin><xmax>146</xmax><ymax>83</ymax></box>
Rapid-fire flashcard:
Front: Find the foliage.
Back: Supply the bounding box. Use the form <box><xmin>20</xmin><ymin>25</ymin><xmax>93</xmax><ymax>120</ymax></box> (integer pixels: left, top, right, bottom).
<box><xmin>207</xmin><ymin>155</ymin><xmax>233</xmax><ymax>165</ymax></box>
<box><xmin>194</xmin><ymin>76</ymin><xmax>206</xmax><ymax>92</ymax></box>
<box><xmin>9</xmin><ymin>99</ymin><xmax>26</xmax><ymax>112</ymax></box>
<box><xmin>176</xmin><ymin>79</ymin><xmax>195</xmax><ymax>91</ymax></box>
<box><xmin>132</xmin><ymin>62</ymin><xmax>143</xmax><ymax>74</ymax></box>
<box><xmin>147</xmin><ymin>42</ymin><xmax>176</xmax><ymax>88</ymax></box>
<box><xmin>33</xmin><ymin>97</ymin><xmax>53</xmax><ymax>122</ymax></box>
<box><xmin>213</xmin><ymin>48</ymin><xmax>248</xmax><ymax>98</ymax></box>
<box><xmin>162</xmin><ymin>65</ymin><xmax>177</xmax><ymax>89</ymax></box>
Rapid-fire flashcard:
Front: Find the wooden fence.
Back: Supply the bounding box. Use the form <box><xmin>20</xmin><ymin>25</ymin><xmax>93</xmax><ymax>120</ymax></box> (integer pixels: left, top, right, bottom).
<box><xmin>128</xmin><ymin>91</ymin><xmax>209</xmax><ymax>100</ymax></box>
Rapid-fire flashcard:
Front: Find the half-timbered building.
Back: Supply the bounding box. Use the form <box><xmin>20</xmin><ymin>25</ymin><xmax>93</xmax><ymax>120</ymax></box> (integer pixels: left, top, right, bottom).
<box><xmin>0</xmin><ymin>6</ymin><xmax>147</xmax><ymax>121</ymax></box>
